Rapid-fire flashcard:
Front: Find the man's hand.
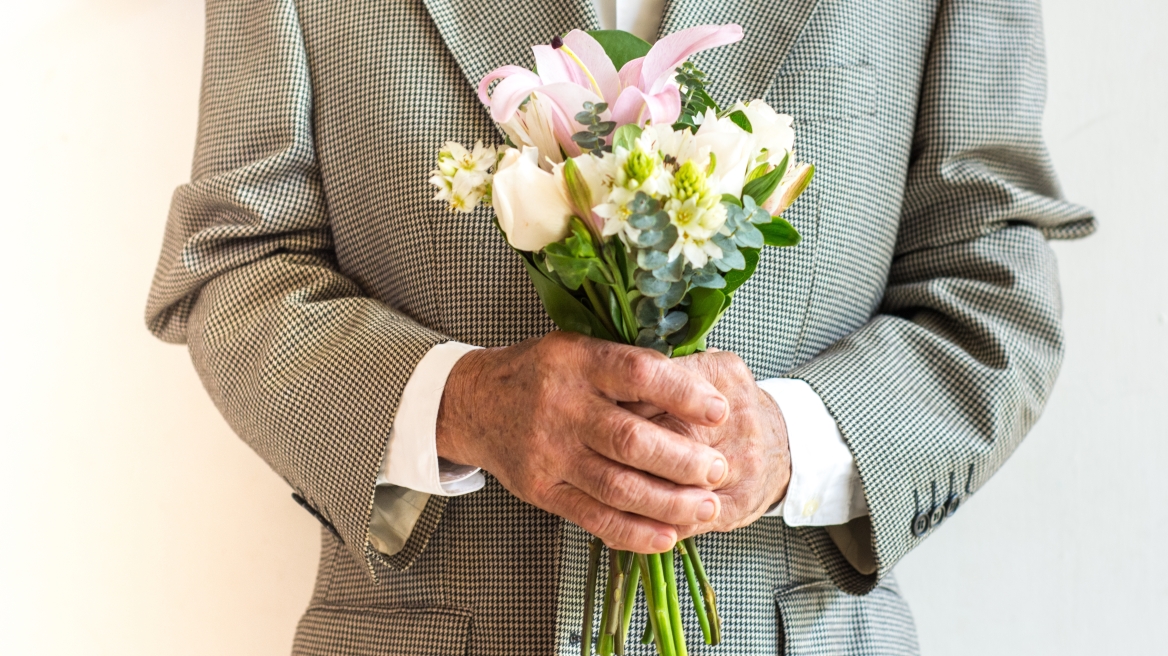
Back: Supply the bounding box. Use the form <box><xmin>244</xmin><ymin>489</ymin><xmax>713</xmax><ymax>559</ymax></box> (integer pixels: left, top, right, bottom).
<box><xmin>648</xmin><ymin>351</ymin><xmax>792</xmax><ymax>537</ymax></box>
<box><xmin>436</xmin><ymin>331</ymin><xmax>732</xmax><ymax>553</ymax></box>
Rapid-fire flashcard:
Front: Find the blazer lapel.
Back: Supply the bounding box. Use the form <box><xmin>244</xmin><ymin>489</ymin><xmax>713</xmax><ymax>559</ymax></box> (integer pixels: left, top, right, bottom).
<box><xmin>657</xmin><ymin>0</ymin><xmax>822</xmax><ymax>103</ymax></box>
<box><xmin>423</xmin><ymin>0</ymin><xmax>601</xmax><ymax>96</ymax></box>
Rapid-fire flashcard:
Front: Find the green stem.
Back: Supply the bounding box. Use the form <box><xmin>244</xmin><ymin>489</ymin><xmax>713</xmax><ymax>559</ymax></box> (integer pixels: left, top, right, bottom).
<box><xmin>663</xmin><ymin>549</ymin><xmax>687</xmax><ymax>656</ymax></box>
<box><xmin>617</xmin><ymin>552</ymin><xmax>639</xmax><ymax>655</ymax></box>
<box><xmin>677</xmin><ymin>541</ymin><xmax>712</xmax><ymax>644</ymax></box>
<box><xmin>641</xmin><ymin>619</ymin><xmax>653</xmax><ymax>645</ymax></box>
<box><xmin>582</xmin><ymin>278</ymin><xmax>621</xmax><ymax>339</ymax></box>
<box><xmin>682</xmin><ymin>538</ymin><xmax>720</xmax><ymax>645</ymax></box>
<box><xmin>637</xmin><ymin>554</ymin><xmax>666</xmax><ymax>656</ymax></box>
<box><xmin>606</xmin><ymin>551</ymin><xmax>626</xmax><ymax>638</ymax></box>
<box><xmin>582</xmin><ymin>538</ymin><xmax>603</xmax><ymax>656</ymax></box>
<box><xmin>648</xmin><ymin>553</ymin><xmax>677</xmax><ymax>656</ymax></box>
<box><xmin>602</xmin><ymin>249</ymin><xmax>639</xmax><ymax>342</ymax></box>
<box><xmin>598</xmin><ymin>549</ymin><xmax>616</xmax><ymax>656</ymax></box>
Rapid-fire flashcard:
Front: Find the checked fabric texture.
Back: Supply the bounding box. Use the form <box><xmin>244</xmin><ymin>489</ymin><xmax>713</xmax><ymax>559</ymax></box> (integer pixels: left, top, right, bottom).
<box><xmin>145</xmin><ymin>0</ymin><xmax>1094</xmax><ymax>653</ymax></box>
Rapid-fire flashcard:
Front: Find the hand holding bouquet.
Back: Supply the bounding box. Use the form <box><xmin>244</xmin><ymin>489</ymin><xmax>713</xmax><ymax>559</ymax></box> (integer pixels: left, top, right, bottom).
<box><xmin>430</xmin><ymin>24</ymin><xmax>812</xmax><ymax>655</ymax></box>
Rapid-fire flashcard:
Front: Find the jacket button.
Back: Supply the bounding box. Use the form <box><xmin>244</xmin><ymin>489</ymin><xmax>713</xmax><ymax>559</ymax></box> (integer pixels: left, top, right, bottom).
<box><xmin>911</xmin><ymin>511</ymin><xmax>930</xmax><ymax>537</ymax></box>
<box><xmin>945</xmin><ymin>494</ymin><xmax>962</xmax><ymax>518</ymax></box>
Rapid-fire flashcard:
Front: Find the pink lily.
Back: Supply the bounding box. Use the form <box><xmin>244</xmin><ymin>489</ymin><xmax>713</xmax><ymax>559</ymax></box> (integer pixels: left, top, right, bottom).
<box><xmin>477</xmin><ymin>24</ymin><xmax>743</xmax><ymax>156</ymax></box>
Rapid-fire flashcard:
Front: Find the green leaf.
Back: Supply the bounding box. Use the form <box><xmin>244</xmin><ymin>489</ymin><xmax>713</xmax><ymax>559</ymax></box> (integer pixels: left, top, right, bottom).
<box><xmin>671</xmin><ymin>288</ymin><xmax>725</xmax><ymax>356</ymax></box>
<box><xmin>544</xmin><ymin>250</ymin><xmax>594</xmax><ymax>290</ymax></box>
<box><xmin>720</xmin><ymin>193</ymin><xmax>743</xmax><ymax>207</ymax></box>
<box><xmin>740</xmin><ymin>151</ymin><xmax>789</xmax><ymax>206</ymax></box>
<box><xmin>759</xmin><ymin>217</ymin><xmax>802</xmax><ymax>247</ymax></box>
<box><xmin>695</xmin><ymin>88</ymin><xmax>720</xmax><ymax>115</ymax></box>
<box><xmin>586</xmin><ymin>30</ymin><xmax>652</xmax><ymax>71</ymax></box>
<box><xmin>522</xmin><ymin>257</ymin><xmax>614</xmax><ymax>340</ymax></box>
<box><xmin>565</xmin><ymin>218</ymin><xmax>597</xmax><ymax>258</ymax></box>
<box><xmin>612</xmin><ymin>124</ymin><xmax>643</xmax><ymax>151</ymax></box>
<box><xmin>722</xmin><ymin>247</ymin><xmax>760</xmax><ymax>295</ymax></box>
<box><xmin>727</xmin><ymin>110</ymin><xmax>752</xmax><ymax>134</ymax></box>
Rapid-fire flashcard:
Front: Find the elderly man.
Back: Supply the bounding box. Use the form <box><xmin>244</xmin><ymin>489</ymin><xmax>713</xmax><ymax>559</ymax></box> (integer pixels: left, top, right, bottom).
<box><xmin>146</xmin><ymin>0</ymin><xmax>1092</xmax><ymax>653</ymax></box>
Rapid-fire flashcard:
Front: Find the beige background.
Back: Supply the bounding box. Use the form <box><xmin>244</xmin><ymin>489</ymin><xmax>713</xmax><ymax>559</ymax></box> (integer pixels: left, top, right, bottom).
<box><xmin>0</xmin><ymin>0</ymin><xmax>1163</xmax><ymax>654</ymax></box>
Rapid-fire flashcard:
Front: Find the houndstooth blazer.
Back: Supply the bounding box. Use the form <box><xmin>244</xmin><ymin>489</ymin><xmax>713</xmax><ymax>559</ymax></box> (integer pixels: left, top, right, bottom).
<box><xmin>146</xmin><ymin>0</ymin><xmax>1093</xmax><ymax>653</ymax></box>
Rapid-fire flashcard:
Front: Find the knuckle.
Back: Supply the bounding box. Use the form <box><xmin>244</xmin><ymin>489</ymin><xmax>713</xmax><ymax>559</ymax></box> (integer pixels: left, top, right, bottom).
<box><xmin>610</xmin><ymin>416</ymin><xmax>646</xmax><ymax>462</ymax></box>
<box><xmin>622</xmin><ymin>350</ymin><xmax>663</xmax><ymax>389</ymax></box>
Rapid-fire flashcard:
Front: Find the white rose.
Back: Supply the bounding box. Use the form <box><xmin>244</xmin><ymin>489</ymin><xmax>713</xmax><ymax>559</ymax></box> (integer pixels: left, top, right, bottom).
<box><xmin>492</xmin><ymin>147</ymin><xmax>575</xmax><ymax>251</ymax></box>
<box><xmin>738</xmin><ymin>100</ymin><xmax>795</xmax><ymax>165</ymax></box>
<box><xmin>695</xmin><ymin>109</ymin><xmax>757</xmax><ymax>197</ymax></box>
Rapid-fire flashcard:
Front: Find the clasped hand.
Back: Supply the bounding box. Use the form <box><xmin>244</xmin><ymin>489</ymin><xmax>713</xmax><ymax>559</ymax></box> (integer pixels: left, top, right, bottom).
<box><xmin>436</xmin><ymin>332</ymin><xmax>791</xmax><ymax>553</ymax></box>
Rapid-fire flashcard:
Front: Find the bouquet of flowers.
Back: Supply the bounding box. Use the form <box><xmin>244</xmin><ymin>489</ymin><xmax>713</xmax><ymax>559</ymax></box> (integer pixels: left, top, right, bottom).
<box><xmin>429</xmin><ymin>24</ymin><xmax>813</xmax><ymax>656</ymax></box>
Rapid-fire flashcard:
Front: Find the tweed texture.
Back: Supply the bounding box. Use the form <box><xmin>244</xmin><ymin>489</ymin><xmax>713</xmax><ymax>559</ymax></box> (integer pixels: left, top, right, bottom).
<box><xmin>145</xmin><ymin>0</ymin><xmax>1093</xmax><ymax>653</ymax></box>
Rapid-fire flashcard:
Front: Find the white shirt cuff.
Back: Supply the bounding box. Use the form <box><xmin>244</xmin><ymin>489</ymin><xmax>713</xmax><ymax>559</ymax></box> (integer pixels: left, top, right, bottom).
<box><xmin>377</xmin><ymin>341</ymin><xmax>486</xmax><ymax>496</ymax></box>
<box><xmin>756</xmin><ymin>378</ymin><xmax>869</xmax><ymax>526</ymax></box>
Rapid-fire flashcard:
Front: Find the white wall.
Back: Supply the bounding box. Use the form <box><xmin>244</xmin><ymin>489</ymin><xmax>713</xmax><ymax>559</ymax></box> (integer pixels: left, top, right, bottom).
<box><xmin>0</xmin><ymin>1</ymin><xmax>1162</xmax><ymax>654</ymax></box>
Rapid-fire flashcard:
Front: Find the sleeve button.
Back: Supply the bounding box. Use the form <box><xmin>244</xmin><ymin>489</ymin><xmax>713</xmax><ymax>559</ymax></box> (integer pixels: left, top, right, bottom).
<box><xmin>911</xmin><ymin>511</ymin><xmax>930</xmax><ymax>537</ymax></box>
<box><xmin>945</xmin><ymin>494</ymin><xmax>962</xmax><ymax>518</ymax></box>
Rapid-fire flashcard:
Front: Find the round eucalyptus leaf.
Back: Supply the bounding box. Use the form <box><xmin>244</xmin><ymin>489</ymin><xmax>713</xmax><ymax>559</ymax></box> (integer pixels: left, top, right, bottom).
<box><xmin>636</xmin><ymin>295</ymin><xmax>662</xmax><ymax>327</ymax></box>
<box><xmin>656</xmin><ymin>311</ymin><xmax>689</xmax><ymax>337</ymax></box>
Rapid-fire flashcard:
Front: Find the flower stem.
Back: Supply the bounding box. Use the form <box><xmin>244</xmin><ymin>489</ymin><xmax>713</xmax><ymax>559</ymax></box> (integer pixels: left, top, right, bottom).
<box><xmin>617</xmin><ymin>552</ymin><xmax>639</xmax><ymax>655</ymax></box>
<box><xmin>647</xmin><ymin>553</ymin><xmax>677</xmax><ymax>656</ymax></box>
<box><xmin>677</xmin><ymin>541</ymin><xmax>712</xmax><ymax>644</ymax></box>
<box><xmin>598</xmin><ymin>549</ymin><xmax>617</xmax><ymax>656</ymax></box>
<box><xmin>582</xmin><ymin>278</ymin><xmax>621</xmax><ymax>339</ymax></box>
<box><xmin>663</xmin><ymin>549</ymin><xmax>688</xmax><ymax>656</ymax></box>
<box><xmin>682</xmin><ymin>538</ymin><xmax>721</xmax><ymax>644</ymax></box>
<box><xmin>582</xmin><ymin>537</ymin><xmax>603</xmax><ymax>656</ymax></box>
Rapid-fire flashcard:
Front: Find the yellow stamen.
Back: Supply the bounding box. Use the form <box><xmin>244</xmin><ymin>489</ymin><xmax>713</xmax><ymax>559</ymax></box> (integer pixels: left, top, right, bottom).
<box><xmin>558</xmin><ymin>44</ymin><xmax>604</xmax><ymax>98</ymax></box>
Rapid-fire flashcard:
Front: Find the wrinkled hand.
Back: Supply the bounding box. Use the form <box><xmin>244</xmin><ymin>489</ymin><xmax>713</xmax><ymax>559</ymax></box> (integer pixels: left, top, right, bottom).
<box><xmin>436</xmin><ymin>332</ymin><xmax>732</xmax><ymax>553</ymax></box>
<box><xmin>637</xmin><ymin>351</ymin><xmax>791</xmax><ymax>537</ymax></box>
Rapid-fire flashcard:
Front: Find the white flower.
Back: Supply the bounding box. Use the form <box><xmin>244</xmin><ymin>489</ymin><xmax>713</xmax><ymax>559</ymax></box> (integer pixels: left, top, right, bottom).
<box><xmin>429</xmin><ymin>141</ymin><xmax>496</xmax><ymax>212</ymax></box>
<box><xmin>694</xmin><ymin>108</ymin><xmax>757</xmax><ymax>197</ymax></box>
<box><xmin>491</xmin><ymin>147</ymin><xmax>575</xmax><ymax>251</ymax></box>
<box><xmin>664</xmin><ymin>160</ymin><xmax>728</xmax><ymax>268</ymax></box>
<box><xmin>498</xmin><ymin>92</ymin><xmax>563</xmax><ymax>171</ymax></box>
<box><xmin>593</xmin><ymin>145</ymin><xmax>671</xmax><ymax>239</ymax></box>
<box><xmin>734</xmin><ymin>100</ymin><xmax>795</xmax><ymax>167</ymax></box>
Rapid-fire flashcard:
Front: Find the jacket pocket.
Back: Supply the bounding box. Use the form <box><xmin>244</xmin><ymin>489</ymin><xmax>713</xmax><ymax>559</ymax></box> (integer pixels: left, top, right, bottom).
<box><xmin>772</xmin><ymin>64</ymin><xmax>877</xmax><ymax>122</ymax></box>
<box><xmin>775</xmin><ymin>579</ymin><xmax>918</xmax><ymax>655</ymax></box>
<box><xmin>293</xmin><ymin>606</ymin><xmax>471</xmax><ymax>656</ymax></box>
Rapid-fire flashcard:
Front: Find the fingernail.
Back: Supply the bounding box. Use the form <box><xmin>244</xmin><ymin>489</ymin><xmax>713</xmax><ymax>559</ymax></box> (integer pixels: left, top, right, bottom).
<box><xmin>697</xmin><ymin>499</ymin><xmax>717</xmax><ymax>522</ymax></box>
<box><xmin>707</xmin><ymin>459</ymin><xmax>726</xmax><ymax>485</ymax></box>
<box><xmin>651</xmin><ymin>533</ymin><xmax>675</xmax><ymax>552</ymax></box>
<box><xmin>706</xmin><ymin>397</ymin><xmax>726</xmax><ymax>422</ymax></box>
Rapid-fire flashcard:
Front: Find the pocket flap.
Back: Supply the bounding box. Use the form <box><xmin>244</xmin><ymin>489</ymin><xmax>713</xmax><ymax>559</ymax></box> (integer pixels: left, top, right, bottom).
<box><xmin>294</xmin><ymin>607</ymin><xmax>471</xmax><ymax>656</ymax></box>
<box><xmin>772</xmin><ymin>64</ymin><xmax>877</xmax><ymax>122</ymax></box>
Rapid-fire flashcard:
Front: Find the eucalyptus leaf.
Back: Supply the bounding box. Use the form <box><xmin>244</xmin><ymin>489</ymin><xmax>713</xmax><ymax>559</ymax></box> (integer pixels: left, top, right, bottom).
<box><xmin>633</xmin><ymin>229</ymin><xmax>663</xmax><ymax>248</ymax></box>
<box><xmin>759</xmin><ymin>217</ymin><xmax>802</xmax><ymax>247</ymax></box>
<box><xmin>691</xmin><ymin>269</ymin><xmax>726</xmax><ymax>289</ymax></box>
<box><xmin>636</xmin><ymin>295</ymin><xmax>662</xmax><ymax>328</ymax></box>
<box><xmin>637</xmin><ymin>248</ymin><xmax>669</xmax><ymax>270</ymax></box>
<box><xmin>652</xmin><ymin>254</ymin><xmax>684</xmax><ymax>282</ymax></box>
<box><xmin>635</xmin><ymin>269</ymin><xmax>671</xmax><ymax>296</ymax></box>
<box><xmin>654</xmin><ymin>280</ymin><xmax>687</xmax><ymax>308</ymax></box>
<box><xmin>716</xmin><ymin>248</ymin><xmax>746</xmax><ymax>271</ymax></box>
<box><xmin>656</xmin><ymin>311</ymin><xmax>689</xmax><ymax>337</ymax></box>
<box><xmin>733</xmin><ymin>224</ymin><xmax>765</xmax><ymax>249</ymax></box>
<box><xmin>522</xmin><ymin>257</ymin><xmax>614</xmax><ymax>340</ymax></box>
<box><xmin>652</xmin><ymin>225</ymin><xmax>678</xmax><ymax>251</ymax></box>
<box><xmin>635</xmin><ymin>328</ymin><xmax>670</xmax><ymax>355</ymax></box>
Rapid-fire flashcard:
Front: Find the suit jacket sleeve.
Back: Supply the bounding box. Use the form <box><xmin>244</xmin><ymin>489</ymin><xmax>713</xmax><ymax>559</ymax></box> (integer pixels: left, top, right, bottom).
<box><xmin>788</xmin><ymin>0</ymin><xmax>1095</xmax><ymax>594</ymax></box>
<box><xmin>144</xmin><ymin>0</ymin><xmax>447</xmax><ymax>574</ymax></box>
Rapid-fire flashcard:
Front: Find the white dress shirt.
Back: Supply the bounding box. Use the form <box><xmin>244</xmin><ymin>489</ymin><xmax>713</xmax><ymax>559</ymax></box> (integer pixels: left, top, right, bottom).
<box><xmin>376</xmin><ymin>0</ymin><xmax>869</xmax><ymax>529</ymax></box>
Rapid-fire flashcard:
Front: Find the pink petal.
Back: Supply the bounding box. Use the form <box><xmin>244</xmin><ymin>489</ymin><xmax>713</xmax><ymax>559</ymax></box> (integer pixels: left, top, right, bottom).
<box><xmin>562</xmin><ymin>30</ymin><xmax>621</xmax><ymax>104</ymax></box>
<box><xmin>532</xmin><ymin>45</ymin><xmax>577</xmax><ymax>85</ymax></box>
<box><xmin>610</xmin><ymin>85</ymin><xmax>682</xmax><ymax>128</ymax></box>
<box><xmin>618</xmin><ymin>57</ymin><xmax>645</xmax><ymax>90</ymax></box>
<box><xmin>478</xmin><ymin>65</ymin><xmax>538</xmax><ymax>105</ymax></box>
<box><xmin>536</xmin><ymin>82</ymin><xmax>605</xmax><ymax>154</ymax></box>
<box><xmin>641</xmin><ymin>24</ymin><xmax>744</xmax><ymax>93</ymax></box>
<box><xmin>487</xmin><ymin>74</ymin><xmax>543</xmax><ymax>123</ymax></box>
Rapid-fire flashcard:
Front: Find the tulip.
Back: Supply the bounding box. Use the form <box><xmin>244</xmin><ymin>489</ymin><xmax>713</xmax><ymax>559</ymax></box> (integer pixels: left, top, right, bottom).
<box><xmin>492</xmin><ymin>147</ymin><xmax>576</xmax><ymax>251</ymax></box>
